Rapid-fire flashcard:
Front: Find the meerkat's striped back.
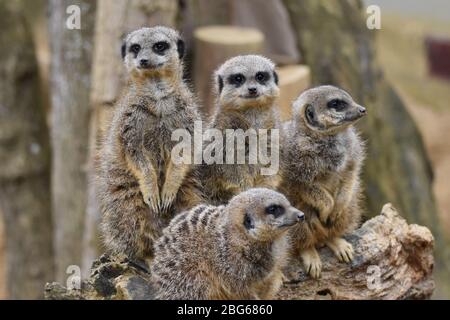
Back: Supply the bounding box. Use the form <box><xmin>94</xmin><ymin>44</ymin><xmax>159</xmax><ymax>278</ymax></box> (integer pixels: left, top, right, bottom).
<box><xmin>152</xmin><ymin>204</ymin><xmax>225</xmax><ymax>300</ymax></box>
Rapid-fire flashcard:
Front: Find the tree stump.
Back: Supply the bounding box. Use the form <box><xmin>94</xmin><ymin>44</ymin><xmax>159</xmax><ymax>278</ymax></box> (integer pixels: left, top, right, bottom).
<box><xmin>193</xmin><ymin>25</ymin><xmax>265</xmax><ymax>114</ymax></box>
<box><xmin>44</xmin><ymin>203</ymin><xmax>434</xmax><ymax>300</ymax></box>
<box><xmin>277</xmin><ymin>65</ymin><xmax>311</xmax><ymax>121</ymax></box>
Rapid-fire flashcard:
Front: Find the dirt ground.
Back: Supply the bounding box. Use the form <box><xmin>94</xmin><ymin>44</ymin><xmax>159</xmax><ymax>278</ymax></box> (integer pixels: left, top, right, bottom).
<box><xmin>377</xmin><ymin>14</ymin><xmax>450</xmax><ymax>233</ymax></box>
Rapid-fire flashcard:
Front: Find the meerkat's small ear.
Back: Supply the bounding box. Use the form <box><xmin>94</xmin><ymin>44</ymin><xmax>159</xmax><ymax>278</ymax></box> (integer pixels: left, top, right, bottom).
<box><xmin>305</xmin><ymin>104</ymin><xmax>316</xmax><ymax>124</ymax></box>
<box><xmin>177</xmin><ymin>39</ymin><xmax>185</xmax><ymax>59</ymax></box>
<box><xmin>244</xmin><ymin>212</ymin><xmax>254</xmax><ymax>230</ymax></box>
<box><xmin>273</xmin><ymin>71</ymin><xmax>279</xmax><ymax>85</ymax></box>
<box><xmin>121</xmin><ymin>42</ymin><xmax>126</xmax><ymax>60</ymax></box>
<box><xmin>217</xmin><ymin>75</ymin><xmax>224</xmax><ymax>94</ymax></box>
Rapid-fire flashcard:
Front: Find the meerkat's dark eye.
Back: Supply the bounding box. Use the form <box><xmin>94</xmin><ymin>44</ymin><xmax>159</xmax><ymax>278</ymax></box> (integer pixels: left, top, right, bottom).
<box><xmin>255</xmin><ymin>71</ymin><xmax>269</xmax><ymax>84</ymax></box>
<box><xmin>265</xmin><ymin>204</ymin><xmax>285</xmax><ymax>218</ymax></box>
<box><xmin>153</xmin><ymin>41</ymin><xmax>170</xmax><ymax>54</ymax></box>
<box><xmin>327</xmin><ymin>99</ymin><xmax>347</xmax><ymax>111</ymax></box>
<box><xmin>130</xmin><ymin>44</ymin><xmax>141</xmax><ymax>55</ymax></box>
<box><xmin>228</xmin><ymin>73</ymin><xmax>246</xmax><ymax>87</ymax></box>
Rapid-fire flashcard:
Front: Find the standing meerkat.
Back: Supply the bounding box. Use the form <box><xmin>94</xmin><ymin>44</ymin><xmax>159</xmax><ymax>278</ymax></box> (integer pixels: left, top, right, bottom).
<box><xmin>200</xmin><ymin>55</ymin><xmax>281</xmax><ymax>205</ymax></box>
<box><xmin>97</xmin><ymin>26</ymin><xmax>203</xmax><ymax>263</ymax></box>
<box><xmin>151</xmin><ymin>188</ymin><xmax>305</xmax><ymax>300</ymax></box>
<box><xmin>279</xmin><ymin>85</ymin><xmax>366</xmax><ymax>279</ymax></box>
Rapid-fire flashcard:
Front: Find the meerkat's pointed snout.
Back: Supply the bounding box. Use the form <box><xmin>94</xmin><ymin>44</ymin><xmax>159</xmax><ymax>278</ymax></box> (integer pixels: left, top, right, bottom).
<box><xmin>276</xmin><ymin>206</ymin><xmax>305</xmax><ymax>229</ymax></box>
<box><xmin>358</xmin><ymin>105</ymin><xmax>367</xmax><ymax>115</ymax></box>
<box><xmin>294</xmin><ymin>208</ymin><xmax>305</xmax><ymax>222</ymax></box>
<box><xmin>282</xmin><ymin>207</ymin><xmax>304</xmax><ymax>227</ymax></box>
<box><xmin>348</xmin><ymin>104</ymin><xmax>367</xmax><ymax>122</ymax></box>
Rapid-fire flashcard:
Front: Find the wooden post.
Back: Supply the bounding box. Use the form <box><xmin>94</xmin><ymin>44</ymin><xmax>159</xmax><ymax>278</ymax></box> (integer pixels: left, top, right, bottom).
<box><xmin>193</xmin><ymin>26</ymin><xmax>265</xmax><ymax>114</ymax></box>
<box><xmin>49</xmin><ymin>0</ymin><xmax>96</xmax><ymax>282</ymax></box>
<box><xmin>277</xmin><ymin>65</ymin><xmax>311</xmax><ymax>121</ymax></box>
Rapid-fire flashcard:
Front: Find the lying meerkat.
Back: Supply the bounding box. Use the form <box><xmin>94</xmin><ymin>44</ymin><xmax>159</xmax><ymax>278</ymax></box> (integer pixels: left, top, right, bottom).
<box><xmin>151</xmin><ymin>188</ymin><xmax>305</xmax><ymax>300</ymax></box>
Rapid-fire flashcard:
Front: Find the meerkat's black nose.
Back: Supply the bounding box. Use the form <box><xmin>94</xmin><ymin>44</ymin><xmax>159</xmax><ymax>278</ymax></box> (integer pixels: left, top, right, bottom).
<box><xmin>248</xmin><ymin>87</ymin><xmax>257</xmax><ymax>96</ymax></box>
<box><xmin>359</xmin><ymin>106</ymin><xmax>367</xmax><ymax>114</ymax></box>
<box><xmin>140</xmin><ymin>59</ymin><xmax>150</xmax><ymax>68</ymax></box>
<box><xmin>292</xmin><ymin>208</ymin><xmax>305</xmax><ymax>222</ymax></box>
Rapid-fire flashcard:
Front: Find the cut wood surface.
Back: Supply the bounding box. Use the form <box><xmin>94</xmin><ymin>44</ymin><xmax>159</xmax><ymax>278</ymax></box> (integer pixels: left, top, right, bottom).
<box><xmin>277</xmin><ymin>65</ymin><xmax>311</xmax><ymax>121</ymax></box>
<box><xmin>45</xmin><ymin>203</ymin><xmax>434</xmax><ymax>300</ymax></box>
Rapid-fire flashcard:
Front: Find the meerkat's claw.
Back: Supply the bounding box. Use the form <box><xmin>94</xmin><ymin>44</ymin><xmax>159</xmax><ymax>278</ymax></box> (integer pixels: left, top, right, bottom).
<box><xmin>143</xmin><ymin>191</ymin><xmax>160</xmax><ymax>212</ymax></box>
<box><xmin>161</xmin><ymin>189</ymin><xmax>177</xmax><ymax>212</ymax></box>
<box><xmin>326</xmin><ymin>237</ymin><xmax>354</xmax><ymax>263</ymax></box>
<box><xmin>301</xmin><ymin>248</ymin><xmax>322</xmax><ymax>279</ymax></box>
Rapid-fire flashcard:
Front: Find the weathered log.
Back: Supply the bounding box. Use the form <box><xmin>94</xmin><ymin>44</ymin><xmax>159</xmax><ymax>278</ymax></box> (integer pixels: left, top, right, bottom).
<box><xmin>45</xmin><ymin>204</ymin><xmax>434</xmax><ymax>300</ymax></box>
<box><xmin>279</xmin><ymin>204</ymin><xmax>434</xmax><ymax>300</ymax></box>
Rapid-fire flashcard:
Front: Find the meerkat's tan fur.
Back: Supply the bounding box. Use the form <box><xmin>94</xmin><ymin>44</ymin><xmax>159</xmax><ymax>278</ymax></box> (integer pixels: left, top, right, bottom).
<box><xmin>151</xmin><ymin>188</ymin><xmax>304</xmax><ymax>300</ymax></box>
<box><xmin>97</xmin><ymin>26</ymin><xmax>203</xmax><ymax>262</ymax></box>
<box><xmin>279</xmin><ymin>85</ymin><xmax>366</xmax><ymax>278</ymax></box>
<box><xmin>200</xmin><ymin>55</ymin><xmax>281</xmax><ymax>205</ymax></box>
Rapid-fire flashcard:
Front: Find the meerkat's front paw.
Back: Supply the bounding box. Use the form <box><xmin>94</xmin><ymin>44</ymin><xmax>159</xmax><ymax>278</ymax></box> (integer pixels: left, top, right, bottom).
<box><xmin>160</xmin><ymin>187</ymin><xmax>177</xmax><ymax>212</ymax></box>
<box><xmin>142</xmin><ymin>188</ymin><xmax>160</xmax><ymax>212</ymax></box>
<box><xmin>301</xmin><ymin>248</ymin><xmax>322</xmax><ymax>279</ymax></box>
<box><xmin>317</xmin><ymin>194</ymin><xmax>335</xmax><ymax>225</ymax></box>
<box><xmin>326</xmin><ymin>237</ymin><xmax>354</xmax><ymax>263</ymax></box>
<box><xmin>318</xmin><ymin>206</ymin><xmax>333</xmax><ymax>226</ymax></box>
<box><xmin>324</xmin><ymin>208</ymin><xmax>343</xmax><ymax>228</ymax></box>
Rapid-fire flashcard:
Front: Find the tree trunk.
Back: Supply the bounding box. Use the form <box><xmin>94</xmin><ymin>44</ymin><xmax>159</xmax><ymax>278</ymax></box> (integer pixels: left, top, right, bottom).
<box><xmin>283</xmin><ymin>0</ymin><xmax>450</xmax><ymax>297</ymax></box>
<box><xmin>44</xmin><ymin>203</ymin><xmax>435</xmax><ymax>300</ymax></box>
<box><xmin>49</xmin><ymin>0</ymin><xmax>96</xmax><ymax>282</ymax></box>
<box><xmin>0</xmin><ymin>0</ymin><xmax>54</xmax><ymax>299</ymax></box>
<box><xmin>83</xmin><ymin>0</ymin><xmax>179</xmax><ymax>275</ymax></box>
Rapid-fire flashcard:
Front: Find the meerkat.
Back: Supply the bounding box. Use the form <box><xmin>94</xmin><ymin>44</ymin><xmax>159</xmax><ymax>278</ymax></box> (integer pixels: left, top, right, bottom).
<box><xmin>200</xmin><ymin>55</ymin><xmax>281</xmax><ymax>205</ymax></box>
<box><xmin>97</xmin><ymin>26</ymin><xmax>203</xmax><ymax>263</ymax></box>
<box><xmin>279</xmin><ymin>85</ymin><xmax>366</xmax><ymax>279</ymax></box>
<box><xmin>151</xmin><ymin>188</ymin><xmax>304</xmax><ymax>300</ymax></box>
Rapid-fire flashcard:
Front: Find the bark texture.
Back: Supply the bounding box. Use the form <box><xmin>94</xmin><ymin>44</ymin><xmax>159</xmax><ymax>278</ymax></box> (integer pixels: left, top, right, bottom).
<box><xmin>45</xmin><ymin>204</ymin><xmax>434</xmax><ymax>300</ymax></box>
<box><xmin>0</xmin><ymin>0</ymin><xmax>54</xmax><ymax>299</ymax></box>
<box><xmin>49</xmin><ymin>0</ymin><xmax>96</xmax><ymax>282</ymax></box>
<box><xmin>279</xmin><ymin>204</ymin><xmax>434</xmax><ymax>300</ymax></box>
